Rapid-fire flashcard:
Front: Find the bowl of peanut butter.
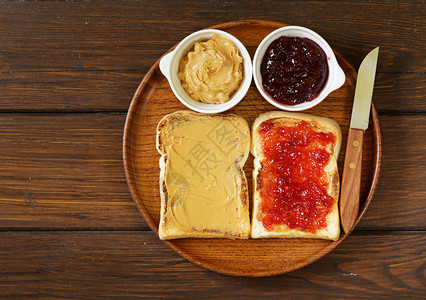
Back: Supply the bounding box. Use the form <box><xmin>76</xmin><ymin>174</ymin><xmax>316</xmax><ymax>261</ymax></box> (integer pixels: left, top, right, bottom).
<box><xmin>160</xmin><ymin>29</ymin><xmax>252</xmax><ymax>114</ymax></box>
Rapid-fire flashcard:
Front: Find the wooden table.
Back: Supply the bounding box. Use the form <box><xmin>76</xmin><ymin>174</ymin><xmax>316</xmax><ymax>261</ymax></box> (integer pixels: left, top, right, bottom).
<box><xmin>1</xmin><ymin>1</ymin><xmax>424</xmax><ymax>298</ymax></box>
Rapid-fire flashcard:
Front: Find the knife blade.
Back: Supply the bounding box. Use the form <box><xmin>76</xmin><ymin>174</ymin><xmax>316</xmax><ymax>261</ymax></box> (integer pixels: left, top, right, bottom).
<box><xmin>340</xmin><ymin>47</ymin><xmax>379</xmax><ymax>234</ymax></box>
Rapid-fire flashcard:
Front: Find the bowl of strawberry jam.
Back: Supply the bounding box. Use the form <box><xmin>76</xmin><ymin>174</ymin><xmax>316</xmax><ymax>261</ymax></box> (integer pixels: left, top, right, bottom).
<box><xmin>253</xmin><ymin>26</ymin><xmax>346</xmax><ymax>111</ymax></box>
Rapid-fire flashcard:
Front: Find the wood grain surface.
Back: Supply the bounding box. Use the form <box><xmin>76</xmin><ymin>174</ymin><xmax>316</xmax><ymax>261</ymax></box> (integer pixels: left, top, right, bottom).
<box><xmin>0</xmin><ymin>115</ymin><xmax>423</xmax><ymax>231</ymax></box>
<box><xmin>0</xmin><ymin>1</ymin><xmax>424</xmax><ymax>113</ymax></box>
<box><xmin>0</xmin><ymin>72</ymin><xmax>423</xmax><ymax>113</ymax></box>
<box><xmin>0</xmin><ymin>115</ymin><xmax>423</xmax><ymax>230</ymax></box>
<box><xmin>0</xmin><ymin>0</ymin><xmax>424</xmax><ymax>297</ymax></box>
<box><xmin>0</xmin><ymin>231</ymin><xmax>424</xmax><ymax>298</ymax></box>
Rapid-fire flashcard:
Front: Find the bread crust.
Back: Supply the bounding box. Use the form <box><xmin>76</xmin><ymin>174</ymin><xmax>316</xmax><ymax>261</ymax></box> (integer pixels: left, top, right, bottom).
<box><xmin>156</xmin><ymin>110</ymin><xmax>251</xmax><ymax>240</ymax></box>
<box><xmin>251</xmin><ymin>111</ymin><xmax>341</xmax><ymax>241</ymax></box>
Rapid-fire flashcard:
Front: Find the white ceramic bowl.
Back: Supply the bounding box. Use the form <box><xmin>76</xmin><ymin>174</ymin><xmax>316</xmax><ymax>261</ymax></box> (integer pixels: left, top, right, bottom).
<box><xmin>253</xmin><ymin>26</ymin><xmax>346</xmax><ymax>111</ymax></box>
<box><xmin>159</xmin><ymin>29</ymin><xmax>252</xmax><ymax>114</ymax></box>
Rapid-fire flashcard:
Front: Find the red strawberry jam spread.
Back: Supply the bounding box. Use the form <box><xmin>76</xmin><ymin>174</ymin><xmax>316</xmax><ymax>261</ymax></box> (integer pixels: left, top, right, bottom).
<box><xmin>258</xmin><ymin>120</ymin><xmax>336</xmax><ymax>233</ymax></box>
<box><xmin>260</xmin><ymin>36</ymin><xmax>329</xmax><ymax>105</ymax></box>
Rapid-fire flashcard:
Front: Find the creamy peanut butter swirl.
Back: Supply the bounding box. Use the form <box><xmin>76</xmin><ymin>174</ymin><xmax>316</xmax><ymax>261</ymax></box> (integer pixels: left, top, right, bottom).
<box><xmin>160</xmin><ymin>114</ymin><xmax>250</xmax><ymax>235</ymax></box>
<box><xmin>178</xmin><ymin>34</ymin><xmax>243</xmax><ymax>104</ymax></box>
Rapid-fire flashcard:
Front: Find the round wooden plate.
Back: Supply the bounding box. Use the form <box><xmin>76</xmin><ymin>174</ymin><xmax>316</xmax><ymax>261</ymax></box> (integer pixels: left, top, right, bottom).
<box><xmin>123</xmin><ymin>20</ymin><xmax>381</xmax><ymax>277</ymax></box>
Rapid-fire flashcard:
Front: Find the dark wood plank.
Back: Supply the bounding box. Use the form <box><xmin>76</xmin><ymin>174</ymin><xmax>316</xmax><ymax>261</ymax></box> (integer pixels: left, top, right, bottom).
<box><xmin>0</xmin><ymin>71</ymin><xmax>142</xmax><ymax>112</ymax></box>
<box><xmin>0</xmin><ymin>114</ymin><xmax>142</xmax><ymax>230</ymax></box>
<box><xmin>0</xmin><ymin>114</ymin><xmax>424</xmax><ymax>230</ymax></box>
<box><xmin>0</xmin><ymin>231</ymin><xmax>424</xmax><ymax>298</ymax></box>
<box><xmin>0</xmin><ymin>1</ymin><xmax>423</xmax><ymax>72</ymax></box>
<box><xmin>373</xmin><ymin>72</ymin><xmax>426</xmax><ymax>113</ymax></box>
<box><xmin>0</xmin><ymin>2</ymin><xmax>424</xmax><ymax>112</ymax></box>
<box><xmin>358</xmin><ymin>115</ymin><xmax>426</xmax><ymax>230</ymax></box>
<box><xmin>0</xmin><ymin>71</ymin><xmax>423</xmax><ymax>113</ymax></box>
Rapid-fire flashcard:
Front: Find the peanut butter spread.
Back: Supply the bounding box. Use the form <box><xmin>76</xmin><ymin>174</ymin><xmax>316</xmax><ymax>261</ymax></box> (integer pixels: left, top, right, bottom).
<box><xmin>178</xmin><ymin>34</ymin><xmax>243</xmax><ymax>104</ymax></box>
<box><xmin>159</xmin><ymin>114</ymin><xmax>250</xmax><ymax>235</ymax></box>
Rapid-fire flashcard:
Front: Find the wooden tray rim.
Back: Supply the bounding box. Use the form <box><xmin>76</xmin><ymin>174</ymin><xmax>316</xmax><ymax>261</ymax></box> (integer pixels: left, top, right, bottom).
<box><xmin>123</xmin><ymin>20</ymin><xmax>382</xmax><ymax>277</ymax></box>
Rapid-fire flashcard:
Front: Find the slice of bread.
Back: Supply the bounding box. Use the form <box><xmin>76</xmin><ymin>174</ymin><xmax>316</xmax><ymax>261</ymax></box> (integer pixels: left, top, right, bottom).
<box><xmin>156</xmin><ymin>110</ymin><xmax>251</xmax><ymax>240</ymax></box>
<box><xmin>251</xmin><ymin>111</ymin><xmax>342</xmax><ymax>241</ymax></box>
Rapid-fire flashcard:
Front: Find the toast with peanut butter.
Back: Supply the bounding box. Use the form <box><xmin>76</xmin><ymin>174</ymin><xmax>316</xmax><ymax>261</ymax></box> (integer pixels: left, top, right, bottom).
<box><xmin>251</xmin><ymin>111</ymin><xmax>342</xmax><ymax>241</ymax></box>
<box><xmin>156</xmin><ymin>111</ymin><xmax>251</xmax><ymax>240</ymax></box>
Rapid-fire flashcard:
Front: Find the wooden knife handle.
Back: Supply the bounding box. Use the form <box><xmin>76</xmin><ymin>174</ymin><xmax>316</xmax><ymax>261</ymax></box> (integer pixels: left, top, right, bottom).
<box><xmin>340</xmin><ymin>128</ymin><xmax>364</xmax><ymax>234</ymax></box>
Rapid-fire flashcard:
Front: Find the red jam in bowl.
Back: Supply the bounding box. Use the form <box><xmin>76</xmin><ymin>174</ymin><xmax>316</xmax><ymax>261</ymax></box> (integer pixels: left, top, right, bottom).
<box><xmin>258</xmin><ymin>120</ymin><xmax>336</xmax><ymax>233</ymax></box>
<box><xmin>260</xmin><ymin>36</ymin><xmax>329</xmax><ymax>105</ymax></box>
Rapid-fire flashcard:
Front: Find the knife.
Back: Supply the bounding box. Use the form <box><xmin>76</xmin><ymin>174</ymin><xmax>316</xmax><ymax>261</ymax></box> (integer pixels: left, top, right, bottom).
<box><xmin>340</xmin><ymin>47</ymin><xmax>379</xmax><ymax>234</ymax></box>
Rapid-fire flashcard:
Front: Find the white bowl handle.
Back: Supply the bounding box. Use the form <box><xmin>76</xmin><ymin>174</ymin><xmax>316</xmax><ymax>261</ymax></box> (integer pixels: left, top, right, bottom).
<box><xmin>332</xmin><ymin>63</ymin><xmax>346</xmax><ymax>90</ymax></box>
<box><xmin>159</xmin><ymin>51</ymin><xmax>174</xmax><ymax>80</ymax></box>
